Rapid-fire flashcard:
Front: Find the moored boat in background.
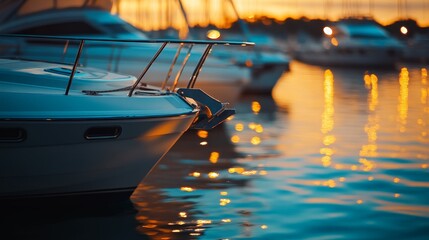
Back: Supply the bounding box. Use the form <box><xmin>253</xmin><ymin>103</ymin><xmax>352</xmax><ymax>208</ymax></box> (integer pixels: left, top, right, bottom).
<box><xmin>290</xmin><ymin>17</ymin><xmax>405</xmax><ymax>67</ymax></box>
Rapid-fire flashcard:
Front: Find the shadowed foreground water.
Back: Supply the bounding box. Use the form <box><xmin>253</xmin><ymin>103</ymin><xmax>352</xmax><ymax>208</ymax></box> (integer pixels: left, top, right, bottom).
<box><xmin>2</xmin><ymin>61</ymin><xmax>429</xmax><ymax>239</ymax></box>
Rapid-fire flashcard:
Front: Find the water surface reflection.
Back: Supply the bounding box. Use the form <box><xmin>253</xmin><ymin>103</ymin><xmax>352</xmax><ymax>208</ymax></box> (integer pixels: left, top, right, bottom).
<box><xmin>133</xmin><ymin>61</ymin><xmax>429</xmax><ymax>239</ymax></box>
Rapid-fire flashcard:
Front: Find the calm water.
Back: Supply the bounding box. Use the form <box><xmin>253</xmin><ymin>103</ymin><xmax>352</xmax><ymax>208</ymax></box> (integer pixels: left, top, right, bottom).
<box><xmin>4</xmin><ymin>61</ymin><xmax>429</xmax><ymax>239</ymax></box>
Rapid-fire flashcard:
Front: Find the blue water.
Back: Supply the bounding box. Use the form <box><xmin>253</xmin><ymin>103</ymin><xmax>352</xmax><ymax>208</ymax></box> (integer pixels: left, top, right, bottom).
<box><xmin>130</xmin><ymin>61</ymin><xmax>429</xmax><ymax>239</ymax></box>
<box><xmin>4</xmin><ymin>61</ymin><xmax>429</xmax><ymax>239</ymax></box>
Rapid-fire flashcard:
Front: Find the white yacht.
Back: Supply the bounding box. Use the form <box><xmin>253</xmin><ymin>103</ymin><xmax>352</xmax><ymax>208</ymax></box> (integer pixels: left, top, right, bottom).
<box><xmin>292</xmin><ymin>18</ymin><xmax>405</xmax><ymax>67</ymax></box>
<box><xmin>0</xmin><ymin>35</ymin><xmax>250</xmax><ymax>198</ymax></box>
<box><xmin>174</xmin><ymin>0</ymin><xmax>290</xmax><ymax>93</ymax></box>
<box><xmin>0</xmin><ymin>3</ymin><xmax>250</xmax><ymax>105</ymax></box>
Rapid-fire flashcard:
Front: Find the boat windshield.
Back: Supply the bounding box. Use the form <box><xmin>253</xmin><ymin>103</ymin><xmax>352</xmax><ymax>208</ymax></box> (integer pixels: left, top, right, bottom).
<box><xmin>342</xmin><ymin>24</ymin><xmax>390</xmax><ymax>39</ymax></box>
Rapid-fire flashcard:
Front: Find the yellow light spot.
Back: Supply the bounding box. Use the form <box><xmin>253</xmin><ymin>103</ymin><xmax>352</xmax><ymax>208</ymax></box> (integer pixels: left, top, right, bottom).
<box><xmin>235</xmin><ymin>123</ymin><xmax>244</xmax><ymax>131</ymax></box>
<box><xmin>321</xmin><ymin>155</ymin><xmax>332</xmax><ymax>167</ymax></box>
<box><xmin>357</xmin><ymin>199</ymin><xmax>363</xmax><ymax>204</ymax></box>
<box><xmin>196</xmin><ymin>220</ymin><xmax>212</xmax><ymax>224</ymax></box>
<box><xmin>393</xmin><ymin>177</ymin><xmax>400</xmax><ymax>183</ymax></box>
<box><xmin>180</xmin><ymin>187</ymin><xmax>194</xmax><ymax>192</ymax></box>
<box><xmin>190</xmin><ymin>172</ymin><xmax>201</xmax><ymax>177</ymax></box>
<box><xmin>251</xmin><ymin>136</ymin><xmax>261</xmax><ymax>145</ymax></box>
<box><xmin>322</xmin><ymin>179</ymin><xmax>336</xmax><ymax>188</ymax></box>
<box><xmin>197</xmin><ymin>130</ymin><xmax>208</xmax><ymax>138</ymax></box>
<box><xmin>320</xmin><ymin>147</ymin><xmax>334</xmax><ymax>156</ymax></box>
<box><xmin>351</xmin><ymin>165</ymin><xmax>358</xmax><ymax>171</ymax></box>
<box><xmin>255</xmin><ymin>125</ymin><xmax>264</xmax><ymax>133</ymax></box>
<box><xmin>339</xmin><ymin>177</ymin><xmax>346</xmax><ymax>182</ymax></box>
<box><xmin>172</xmin><ymin>229</ymin><xmax>182</xmax><ymax>233</ymax></box>
<box><xmin>259</xmin><ymin>170</ymin><xmax>268</xmax><ymax>175</ymax></box>
<box><xmin>221</xmin><ymin>219</ymin><xmax>231</xmax><ymax>223</ymax></box>
<box><xmin>220</xmin><ymin>191</ymin><xmax>228</xmax><ymax>196</ymax></box>
<box><xmin>228</xmin><ymin>167</ymin><xmax>245</xmax><ymax>174</ymax></box>
<box><xmin>200</xmin><ymin>141</ymin><xmax>208</xmax><ymax>146</ymax></box>
<box><xmin>209</xmin><ymin>152</ymin><xmax>219</xmax><ymax>164</ymax></box>
<box><xmin>220</xmin><ymin>198</ymin><xmax>231</xmax><ymax>206</ymax></box>
<box><xmin>394</xmin><ymin>193</ymin><xmax>400</xmax><ymax>198</ymax></box>
<box><xmin>208</xmin><ymin>172</ymin><xmax>219</xmax><ymax>179</ymax></box>
<box><xmin>207</xmin><ymin>29</ymin><xmax>221</xmax><ymax>39</ymax></box>
<box><xmin>331</xmin><ymin>37</ymin><xmax>339</xmax><ymax>46</ymax></box>
<box><xmin>251</xmin><ymin>101</ymin><xmax>261</xmax><ymax>113</ymax></box>
<box><xmin>231</xmin><ymin>135</ymin><xmax>240</xmax><ymax>143</ymax></box>
<box><xmin>368</xmin><ymin>176</ymin><xmax>374</xmax><ymax>181</ymax></box>
<box><xmin>242</xmin><ymin>170</ymin><xmax>258</xmax><ymax>176</ymax></box>
<box><xmin>261</xmin><ymin>225</ymin><xmax>268</xmax><ymax>229</ymax></box>
<box><xmin>323</xmin><ymin>135</ymin><xmax>336</xmax><ymax>145</ymax></box>
<box><xmin>177</xmin><ymin>221</ymin><xmax>186</xmax><ymax>225</ymax></box>
<box><xmin>422</xmin><ymin>164</ymin><xmax>428</xmax><ymax>169</ymax></box>
<box><xmin>248</xmin><ymin>122</ymin><xmax>257</xmax><ymax>130</ymax></box>
<box><xmin>179</xmin><ymin>212</ymin><xmax>187</xmax><ymax>218</ymax></box>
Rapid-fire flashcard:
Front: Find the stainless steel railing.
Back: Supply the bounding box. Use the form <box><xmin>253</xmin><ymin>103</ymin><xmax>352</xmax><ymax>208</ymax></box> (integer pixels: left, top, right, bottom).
<box><xmin>0</xmin><ymin>34</ymin><xmax>254</xmax><ymax>96</ymax></box>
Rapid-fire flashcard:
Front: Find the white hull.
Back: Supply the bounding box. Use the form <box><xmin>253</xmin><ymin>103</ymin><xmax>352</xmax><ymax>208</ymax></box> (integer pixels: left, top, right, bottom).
<box><xmin>295</xmin><ymin>47</ymin><xmax>400</xmax><ymax>67</ymax></box>
<box><xmin>0</xmin><ymin>115</ymin><xmax>196</xmax><ymax>198</ymax></box>
<box><xmin>244</xmin><ymin>64</ymin><xmax>286</xmax><ymax>93</ymax></box>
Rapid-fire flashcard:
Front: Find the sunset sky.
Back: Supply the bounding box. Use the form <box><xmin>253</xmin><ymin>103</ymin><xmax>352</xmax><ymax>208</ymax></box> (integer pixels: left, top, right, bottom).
<box><xmin>115</xmin><ymin>0</ymin><xmax>429</xmax><ymax>31</ymax></box>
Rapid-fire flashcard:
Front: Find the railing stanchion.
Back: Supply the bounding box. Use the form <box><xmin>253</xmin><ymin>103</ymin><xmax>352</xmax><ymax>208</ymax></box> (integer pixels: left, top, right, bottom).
<box><xmin>187</xmin><ymin>44</ymin><xmax>213</xmax><ymax>89</ymax></box>
<box><xmin>172</xmin><ymin>44</ymin><xmax>193</xmax><ymax>91</ymax></box>
<box><xmin>65</xmin><ymin>40</ymin><xmax>84</xmax><ymax>95</ymax></box>
<box><xmin>128</xmin><ymin>42</ymin><xmax>168</xmax><ymax>97</ymax></box>
<box><xmin>162</xmin><ymin>43</ymin><xmax>184</xmax><ymax>90</ymax></box>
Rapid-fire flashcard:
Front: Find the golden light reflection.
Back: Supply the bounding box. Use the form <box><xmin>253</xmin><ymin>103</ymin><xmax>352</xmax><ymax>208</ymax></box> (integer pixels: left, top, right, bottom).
<box><xmin>179</xmin><ymin>212</ymin><xmax>187</xmax><ymax>218</ymax></box>
<box><xmin>197</xmin><ymin>130</ymin><xmax>209</xmax><ymax>138</ymax></box>
<box><xmin>330</xmin><ymin>37</ymin><xmax>339</xmax><ymax>46</ymax></box>
<box><xmin>220</xmin><ymin>198</ymin><xmax>231</xmax><ymax>206</ymax></box>
<box><xmin>421</xmin><ymin>68</ymin><xmax>428</xmax><ymax>104</ymax></box>
<box><xmin>209</xmin><ymin>151</ymin><xmax>219</xmax><ymax>164</ymax></box>
<box><xmin>235</xmin><ymin>123</ymin><xmax>244</xmax><ymax>131</ymax></box>
<box><xmin>251</xmin><ymin>101</ymin><xmax>261</xmax><ymax>114</ymax></box>
<box><xmin>251</xmin><ymin>136</ymin><xmax>261</xmax><ymax>145</ymax></box>
<box><xmin>200</xmin><ymin>141</ymin><xmax>208</xmax><ymax>146</ymax></box>
<box><xmin>322</xmin><ymin>179</ymin><xmax>337</xmax><ymax>188</ymax></box>
<box><xmin>190</xmin><ymin>172</ymin><xmax>201</xmax><ymax>177</ymax></box>
<box><xmin>356</xmin><ymin>199</ymin><xmax>364</xmax><ymax>204</ymax></box>
<box><xmin>398</xmin><ymin>68</ymin><xmax>410</xmax><ymax>132</ymax></box>
<box><xmin>228</xmin><ymin>167</ymin><xmax>245</xmax><ymax>174</ymax></box>
<box><xmin>231</xmin><ymin>135</ymin><xmax>240</xmax><ymax>143</ymax></box>
<box><xmin>323</xmin><ymin>135</ymin><xmax>336</xmax><ymax>146</ymax></box>
<box><xmin>368</xmin><ymin>176</ymin><xmax>374</xmax><ymax>181</ymax></box>
<box><xmin>180</xmin><ymin>187</ymin><xmax>194</xmax><ymax>192</ymax></box>
<box><xmin>394</xmin><ymin>177</ymin><xmax>401</xmax><ymax>183</ymax></box>
<box><xmin>359</xmin><ymin>72</ymin><xmax>379</xmax><ymax>171</ymax></box>
<box><xmin>261</xmin><ymin>225</ymin><xmax>268</xmax><ymax>229</ymax></box>
<box><xmin>222</xmin><ymin>219</ymin><xmax>232</xmax><ymax>223</ymax></box>
<box><xmin>220</xmin><ymin>191</ymin><xmax>228</xmax><ymax>196</ymax></box>
<box><xmin>321</xmin><ymin>69</ymin><xmax>335</xmax><ymax>168</ymax></box>
<box><xmin>394</xmin><ymin>193</ymin><xmax>401</xmax><ymax>198</ymax></box>
<box><xmin>208</xmin><ymin>172</ymin><xmax>220</xmax><ymax>179</ymax></box>
<box><xmin>321</xmin><ymin>69</ymin><xmax>335</xmax><ymax>134</ymax></box>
